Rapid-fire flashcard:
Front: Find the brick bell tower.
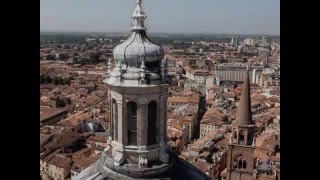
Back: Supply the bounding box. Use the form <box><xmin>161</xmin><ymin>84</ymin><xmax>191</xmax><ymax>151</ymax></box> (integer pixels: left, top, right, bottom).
<box><xmin>226</xmin><ymin>70</ymin><xmax>257</xmax><ymax>180</ymax></box>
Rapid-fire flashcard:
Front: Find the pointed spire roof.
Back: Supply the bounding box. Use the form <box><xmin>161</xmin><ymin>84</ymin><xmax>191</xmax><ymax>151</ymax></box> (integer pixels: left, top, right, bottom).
<box><xmin>236</xmin><ymin>70</ymin><xmax>253</xmax><ymax>125</ymax></box>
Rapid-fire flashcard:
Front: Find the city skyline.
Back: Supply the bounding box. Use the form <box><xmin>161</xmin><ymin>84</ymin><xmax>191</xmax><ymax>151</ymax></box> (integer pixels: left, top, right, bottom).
<box><xmin>40</xmin><ymin>0</ymin><xmax>280</xmax><ymax>35</ymax></box>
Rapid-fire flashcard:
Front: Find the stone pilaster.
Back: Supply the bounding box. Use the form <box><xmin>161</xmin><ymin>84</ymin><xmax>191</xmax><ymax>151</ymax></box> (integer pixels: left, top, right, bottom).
<box><xmin>138</xmin><ymin>97</ymin><xmax>148</xmax><ymax>148</ymax></box>
<box><xmin>160</xmin><ymin>91</ymin><xmax>168</xmax><ymax>145</ymax></box>
<box><xmin>111</xmin><ymin>92</ymin><xmax>124</xmax><ymax>146</ymax></box>
<box><xmin>117</xmin><ymin>99</ymin><xmax>123</xmax><ymax>145</ymax></box>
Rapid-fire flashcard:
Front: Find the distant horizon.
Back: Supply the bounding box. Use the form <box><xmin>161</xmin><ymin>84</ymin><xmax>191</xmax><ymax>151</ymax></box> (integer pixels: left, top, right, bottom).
<box><xmin>41</xmin><ymin>0</ymin><xmax>280</xmax><ymax>35</ymax></box>
<box><xmin>40</xmin><ymin>30</ymin><xmax>280</xmax><ymax>37</ymax></box>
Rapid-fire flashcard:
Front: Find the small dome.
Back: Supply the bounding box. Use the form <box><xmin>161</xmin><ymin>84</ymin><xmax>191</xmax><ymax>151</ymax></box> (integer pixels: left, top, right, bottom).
<box><xmin>113</xmin><ymin>31</ymin><xmax>164</xmax><ymax>66</ymax></box>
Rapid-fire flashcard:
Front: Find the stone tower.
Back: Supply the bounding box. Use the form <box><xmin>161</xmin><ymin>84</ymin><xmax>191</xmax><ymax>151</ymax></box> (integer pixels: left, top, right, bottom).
<box><xmin>101</xmin><ymin>0</ymin><xmax>172</xmax><ymax>178</ymax></box>
<box><xmin>226</xmin><ymin>70</ymin><xmax>257</xmax><ymax>180</ymax></box>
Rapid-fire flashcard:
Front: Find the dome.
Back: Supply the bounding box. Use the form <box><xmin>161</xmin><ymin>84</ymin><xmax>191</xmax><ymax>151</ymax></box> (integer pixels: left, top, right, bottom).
<box><xmin>113</xmin><ymin>31</ymin><xmax>164</xmax><ymax>65</ymax></box>
<box><xmin>112</xmin><ymin>0</ymin><xmax>164</xmax><ymax>67</ymax></box>
<box><xmin>105</xmin><ymin>0</ymin><xmax>167</xmax><ymax>87</ymax></box>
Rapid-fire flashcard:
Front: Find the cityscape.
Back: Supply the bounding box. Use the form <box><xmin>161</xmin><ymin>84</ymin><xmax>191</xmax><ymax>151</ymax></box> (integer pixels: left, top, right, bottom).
<box><xmin>40</xmin><ymin>1</ymin><xmax>280</xmax><ymax>180</ymax></box>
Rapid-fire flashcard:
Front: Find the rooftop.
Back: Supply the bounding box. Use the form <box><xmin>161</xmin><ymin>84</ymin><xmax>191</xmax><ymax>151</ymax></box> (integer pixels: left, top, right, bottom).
<box><xmin>40</xmin><ymin>107</ymin><xmax>68</xmax><ymax>123</ymax></box>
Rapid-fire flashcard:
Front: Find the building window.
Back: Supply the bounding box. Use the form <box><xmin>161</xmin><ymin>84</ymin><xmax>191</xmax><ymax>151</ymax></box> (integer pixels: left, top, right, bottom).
<box><xmin>239</xmin><ymin>130</ymin><xmax>245</xmax><ymax>143</ymax></box>
<box><xmin>112</xmin><ymin>99</ymin><xmax>118</xmax><ymax>141</ymax></box>
<box><xmin>145</xmin><ymin>74</ymin><xmax>151</xmax><ymax>84</ymax></box>
<box><xmin>243</xmin><ymin>160</ymin><xmax>247</xmax><ymax>169</ymax></box>
<box><xmin>148</xmin><ymin>101</ymin><xmax>157</xmax><ymax>145</ymax></box>
<box><xmin>233</xmin><ymin>159</ymin><xmax>237</xmax><ymax>168</ymax></box>
<box><xmin>233</xmin><ymin>129</ymin><xmax>237</xmax><ymax>140</ymax></box>
<box><xmin>127</xmin><ymin>101</ymin><xmax>138</xmax><ymax>145</ymax></box>
<box><xmin>234</xmin><ymin>154</ymin><xmax>247</xmax><ymax>170</ymax></box>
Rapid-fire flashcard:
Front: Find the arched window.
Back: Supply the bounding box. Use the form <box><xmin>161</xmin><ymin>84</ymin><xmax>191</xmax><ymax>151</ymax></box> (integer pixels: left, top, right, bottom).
<box><xmin>112</xmin><ymin>99</ymin><xmax>118</xmax><ymax>141</ymax></box>
<box><xmin>233</xmin><ymin>159</ymin><xmax>237</xmax><ymax>168</ymax></box>
<box><xmin>233</xmin><ymin>129</ymin><xmax>237</xmax><ymax>139</ymax></box>
<box><xmin>239</xmin><ymin>130</ymin><xmax>245</xmax><ymax>143</ymax></box>
<box><xmin>147</xmin><ymin>101</ymin><xmax>157</xmax><ymax>145</ymax></box>
<box><xmin>234</xmin><ymin>154</ymin><xmax>247</xmax><ymax>170</ymax></box>
<box><xmin>243</xmin><ymin>160</ymin><xmax>247</xmax><ymax>169</ymax></box>
<box><xmin>238</xmin><ymin>159</ymin><xmax>243</xmax><ymax>169</ymax></box>
<box><xmin>127</xmin><ymin>102</ymin><xmax>138</xmax><ymax>145</ymax></box>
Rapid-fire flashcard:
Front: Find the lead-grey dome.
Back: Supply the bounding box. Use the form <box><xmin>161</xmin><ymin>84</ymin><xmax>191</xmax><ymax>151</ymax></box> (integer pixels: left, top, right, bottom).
<box><xmin>113</xmin><ymin>0</ymin><xmax>164</xmax><ymax>67</ymax></box>
<box><xmin>113</xmin><ymin>31</ymin><xmax>164</xmax><ymax>65</ymax></box>
<box><xmin>105</xmin><ymin>0</ymin><xmax>167</xmax><ymax>87</ymax></box>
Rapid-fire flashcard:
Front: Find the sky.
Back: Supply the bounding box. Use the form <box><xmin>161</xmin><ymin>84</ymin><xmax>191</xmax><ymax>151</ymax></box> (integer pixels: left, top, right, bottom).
<box><xmin>40</xmin><ymin>0</ymin><xmax>280</xmax><ymax>35</ymax></box>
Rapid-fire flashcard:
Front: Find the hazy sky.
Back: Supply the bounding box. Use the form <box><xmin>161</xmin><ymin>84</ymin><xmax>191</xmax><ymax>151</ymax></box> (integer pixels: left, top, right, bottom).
<box><xmin>40</xmin><ymin>0</ymin><xmax>280</xmax><ymax>35</ymax></box>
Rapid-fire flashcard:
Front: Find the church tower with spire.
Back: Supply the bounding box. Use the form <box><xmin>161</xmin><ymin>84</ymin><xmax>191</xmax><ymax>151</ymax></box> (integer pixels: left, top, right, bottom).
<box><xmin>226</xmin><ymin>70</ymin><xmax>257</xmax><ymax>180</ymax></box>
<box><xmin>101</xmin><ymin>0</ymin><xmax>172</xmax><ymax>178</ymax></box>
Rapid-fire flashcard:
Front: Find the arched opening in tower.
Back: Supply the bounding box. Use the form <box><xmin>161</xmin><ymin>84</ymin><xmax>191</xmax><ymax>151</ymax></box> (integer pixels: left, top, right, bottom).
<box><xmin>127</xmin><ymin>101</ymin><xmax>138</xmax><ymax>145</ymax></box>
<box><xmin>239</xmin><ymin>130</ymin><xmax>245</xmax><ymax>143</ymax></box>
<box><xmin>112</xmin><ymin>99</ymin><xmax>118</xmax><ymax>141</ymax></box>
<box><xmin>243</xmin><ymin>160</ymin><xmax>247</xmax><ymax>169</ymax></box>
<box><xmin>233</xmin><ymin>129</ymin><xmax>237</xmax><ymax>140</ymax></box>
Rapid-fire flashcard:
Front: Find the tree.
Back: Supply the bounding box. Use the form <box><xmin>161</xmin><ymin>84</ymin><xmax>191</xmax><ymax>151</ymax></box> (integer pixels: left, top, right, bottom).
<box><xmin>63</xmin><ymin>78</ymin><xmax>70</xmax><ymax>86</ymax></box>
<box><xmin>46</xmin><ymin>54</ymin><xmax>55</xmax><ymax>60</ymax></box>
<box><xmin>80</xmin><ymin>60</ymin><xmax>86</xmax><ymax>66</ymax></box>
<box><xmin>55</xmin><ymin>97</ymin><xmax>66</xmax><ymax>108</ymax></box>
<box><xmin>73</xmin><ymin>58</ymin><xmax>79</xmax><ymax>64</ymax></box>
<box><xmin>58</xmin><ymin>77</ymin><xmax>64</xmax><ymax>85</ymax></box>
<box><xmin>66</xmin><ymin>97</ymin><xmax>72</xmax><ymax>104</ymax></box>
<box><xmin>40</xmin><ymin>74</ymin><xmax>45</xmax><ymax>84</ymax></box>
<box><xmin>44</xmin><ymin>75</ymin><xmax>52</xmax><ymax>84</ymax></box>
<box><xmin>53</xmin><ymin>76</ymin><xmax>59</xmax><ymax>85</ymax></box>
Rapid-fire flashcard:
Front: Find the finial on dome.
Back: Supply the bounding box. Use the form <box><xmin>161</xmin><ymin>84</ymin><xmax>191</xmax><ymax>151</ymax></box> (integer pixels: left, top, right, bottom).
<box><xmin>132</xmin><ymin>0</ymin><xmax>147</xmax><ymax>30</ymax></box>
<box><xmin>107</xmin><ymin>58</ymin><xmax>112</xmax><ymax>77</ymax></box>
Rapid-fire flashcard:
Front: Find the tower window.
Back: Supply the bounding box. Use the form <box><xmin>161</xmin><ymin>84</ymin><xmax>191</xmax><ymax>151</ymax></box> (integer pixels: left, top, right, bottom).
<box><xmin>145</xmin><ymin>74</ymin><xmax>151</xmax><ymax>84</ymax></box>
<box><xmin>233</xmin><ymin>159</ymin><xmax>237</xmax><ymax>168</ymax></box>
<box><xmin>233</xmin><ymin>130</ymin><xmax>237</xmax><ymax>139</ymax></box>
<box><xmin>234</xmin><ymin>154</ymin><xmax>247</xmax><ymax>170</ymax></box>
<box><xmin>238</xmin><ymin>160</ymin><xmax>243</xmax><ymax>169</ymax></box>
<box><xmin>127</xmin><ymin>102</ymin><xmax>138</xmax><ymax>145</ymax></box>
<box><xmin>239</xmin><ymin>130</ymin><xmax>245</xmax><ymax>143</ymax></box>
<box><xmin>243</xmin><ymin>160</ymin><xmax>247</xmax><ymax>169</ymax></box>
<box><xmin>147</xmin><ymin>101</ymin><xmax>157</xmax><ymax>145</ymax></box>
<box><xmin>112</xmin><ymin>99</ymin><xmax>118</xmax><ymax>141</ymax></box>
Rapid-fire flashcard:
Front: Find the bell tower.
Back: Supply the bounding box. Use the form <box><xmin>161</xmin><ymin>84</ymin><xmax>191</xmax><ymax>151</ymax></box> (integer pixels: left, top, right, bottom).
<box><xmin>226</xmin><ymin>70</ymin><xmax>257</xmax><ymax>180</ymax></box>
<box><xmin>102</xmin><ymin>0</ymin><xmax>172</xmax><ymax>178</ymax></box>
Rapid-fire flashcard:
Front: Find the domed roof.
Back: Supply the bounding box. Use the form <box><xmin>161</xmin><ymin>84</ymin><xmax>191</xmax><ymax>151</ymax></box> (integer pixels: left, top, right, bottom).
<box><xmin>113</xmin><ymin>31</ymin><xmax>164</xmax><ymax>65</ymax></box>
<box><xmin>105</xmin><ymin>0</ymin><xmax>167</xmax><ymax>87</ymax></box>
<box><xmin>113</xmin><ymin>0</ymin><xmax>164</xmax><ymax>66</ymax></box>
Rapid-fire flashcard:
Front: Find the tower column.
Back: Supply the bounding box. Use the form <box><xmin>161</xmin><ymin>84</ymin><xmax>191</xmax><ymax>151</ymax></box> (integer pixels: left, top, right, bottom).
<box><xmin>138</xmin><ymin>97</ymin><xmax>148</xmax><ymax>148</ymax></box>
<box><xmin>160</xmin><ymin>91</ymin><xmax>167</xmax><ymax>145</ymax></box>
<box><xmin>117</xmin><ymin>100</ymin><xmax>123</xmax><ymax>145</ymax></box>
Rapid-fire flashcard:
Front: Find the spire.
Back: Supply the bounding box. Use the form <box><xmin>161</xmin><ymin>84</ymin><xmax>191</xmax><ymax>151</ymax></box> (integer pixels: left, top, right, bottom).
<box><xmin>132</xmin><ymin>0</ymin><xmax>147</xmax><ymax>30</ymax></box>
<box><xmin>236</xmin><ymin>70</ymin><xmax>252</xmax><ymax>125</ymax></box>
